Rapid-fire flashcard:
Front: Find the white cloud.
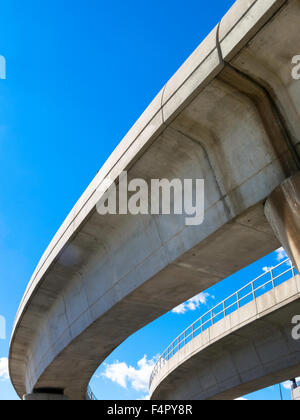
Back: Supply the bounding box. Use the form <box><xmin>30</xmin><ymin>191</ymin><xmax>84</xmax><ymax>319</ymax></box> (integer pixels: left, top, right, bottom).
<box><xmin>262</xmin><ymin>266</ymin><xmax>274</xmax><ymax>273</ymax></box>
<box><xmin>235</xmin><ymin>397</ymin><xmax>248</xmax><ymax>400</ymax></box>
<box><xmin>262</xmin><ymin>247</ymin><xmax>292</xmax><ymax>275</ymax></box>
<box><xmin>138</xmin><ymin>394</ymin><xmax>150</xmax><ymax>400</ymax></box>
<box><xmin>0</xmin><ymin>358</ymin><xmax>9</xmax><ymax>381</ymax></box>
<box><xmin>276</xmin><ymin>247</ymin><xmax>288</xmax><ymax>262</ymax></box>
<box><xmin>102</xmin><ymin>355</ymin><xmax>156</xmax><ymax>393</ymax></box>
<box><xmin>283</xmin><ymin>378</ymin><xmax>300</xmax><ymax>390</ymax></box>
<box><xmin>274</xmin><ymin>248</ymin><xmax>293</xmax><ymax>270</ymax></box>
<box><xmin>172</xmin><ymin>303</ymin><xmax>186</xmax><ymax>314</ymax></box>
<box><xmin>172</xmin><ymin>292</ymin><xmax>212</xmax><ymax>315</ymax></box>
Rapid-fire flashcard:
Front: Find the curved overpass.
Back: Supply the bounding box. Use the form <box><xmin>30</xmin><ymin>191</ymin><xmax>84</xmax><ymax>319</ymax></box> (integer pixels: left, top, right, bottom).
<box><xmin>9</xmin><ymin>0</ymin><xmax>300</xmax><ymax>400</ymax></box>
<box><xmin>150</xmin><ymin>262</ymin><xmax>300</xmax><ymax>400</ymax></box>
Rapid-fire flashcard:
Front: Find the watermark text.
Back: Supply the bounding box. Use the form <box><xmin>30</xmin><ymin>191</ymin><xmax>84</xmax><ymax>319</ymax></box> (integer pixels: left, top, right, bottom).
<box><xmin>292</xmin><ymin>55</ymin><xmax>300</xmax><ymax>80</ymax></box>
<box><xmin>292</xmin><ymin>315</ymin><xmax>300</xmax><ymax>340</ymax></box>
<box><xmin>96</xmin><ymin>172</ymin><xmax>205</xmax><ymax>226</ymax></box>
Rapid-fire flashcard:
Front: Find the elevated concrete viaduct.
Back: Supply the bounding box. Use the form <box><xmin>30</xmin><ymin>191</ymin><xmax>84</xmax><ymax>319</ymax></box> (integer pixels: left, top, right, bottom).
<box><xmin>150</xmin><ymin>272</ymin><xmax>300</xmax><ymax>400</ymax></box>
<box><xmin>9</xmin><ymin>0</ymin><xmax>300</xmax><ymax>400</ymax></box>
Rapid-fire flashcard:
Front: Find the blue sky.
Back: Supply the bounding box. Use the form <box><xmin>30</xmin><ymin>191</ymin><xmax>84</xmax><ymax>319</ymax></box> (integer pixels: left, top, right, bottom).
<box><xmin>0</xmin><ymin>0</ymin><xmax>296</xmax><ymax>401</ymax></box>
<box><xmin>88</xmin><ymin>249</ymin><xmax>295</xmax><ymax>401</ymax></box>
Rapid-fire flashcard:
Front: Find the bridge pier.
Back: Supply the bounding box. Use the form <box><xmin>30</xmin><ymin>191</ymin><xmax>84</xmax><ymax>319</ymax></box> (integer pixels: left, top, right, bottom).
<box><xmin>265</xmin><ymin>172</ymin><xmax>300</xmax><ymax>271</ymax></box>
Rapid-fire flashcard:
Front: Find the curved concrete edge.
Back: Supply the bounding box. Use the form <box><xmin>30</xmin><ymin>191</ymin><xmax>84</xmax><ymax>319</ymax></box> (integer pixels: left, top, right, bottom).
<box><xmin>9</xmin><ymin>0</ymin><xmax>289</xmax><ymax>398</ymax></box>
<box><xmin>162</xmin><ymin>0</ymin><xmax>288</xmax><ymax>120</ymax></box>
<box><xmin>150</xmin><ymin>275</ymin><xmax>300</xmax><ymax>399</ymax></box>
<box><xmin>220</xmin><ymin>0</ymin><xmax>287</xmax><ymax>61</ymax></box>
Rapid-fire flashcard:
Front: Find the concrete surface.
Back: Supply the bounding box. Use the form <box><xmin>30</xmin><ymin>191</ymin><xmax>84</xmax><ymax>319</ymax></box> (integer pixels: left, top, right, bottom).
<box><xmin>292</xmin><ymin>387</ymin><xmax>300</xmax><ymax>401</ymax></box>
<box><xmin>9</xmin><ymin>0</ymin><xmax>300</xmax><ymax>400</ymax></box>
<box><xmin>23</xmin><ymin>393</ymin><xmax>69</xmax><ymax>401</ymax></box>
<box><xmin>150</xmin><ymin>276</ymin><xmax>300</xmax><ymax>400</ymax></box>
<box><xmin>266</xmin><ymin>172</ymin><xmax>300</xmax><ymax>273</ymax></box>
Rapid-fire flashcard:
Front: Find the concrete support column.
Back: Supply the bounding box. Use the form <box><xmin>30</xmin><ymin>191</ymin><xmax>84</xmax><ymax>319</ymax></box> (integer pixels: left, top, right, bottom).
<box><xmin>265</xmin><ymin>172</ymin><xmax>300</xmax><ymax>271</ymax></box>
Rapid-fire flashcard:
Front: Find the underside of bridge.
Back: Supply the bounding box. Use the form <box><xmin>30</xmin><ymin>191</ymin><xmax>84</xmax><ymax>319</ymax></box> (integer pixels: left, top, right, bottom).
<box><xmin>150</xmin><ymin>276</ymin><xmax>300</xmax><ymax>400</ymax></box>
<box><xmin>9</xmin><ymin>0</ymin><xmax>300</xmax><ymax>400</ymax></box>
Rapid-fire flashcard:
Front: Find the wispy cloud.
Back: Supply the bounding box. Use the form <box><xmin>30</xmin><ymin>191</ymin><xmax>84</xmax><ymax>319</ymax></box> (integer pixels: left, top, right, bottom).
<box><xmin>0</xmin><ymin>358</ymin><xmax>9</xmax><ymax>381</ymax></box>
<box><xmin>101</xmin><ymin>355</ymin><xmax>157</xmax><ymax>393</ymax></box>
<box><xmin>172</xmin><ymin>292</ymin><xmax>213</xmax><ymax>315</ymax></box>
<box><xmin>262</xmin><ymin>248</ymin><xmax>291</xmax><ymax>275</ymax></box>
<box><xmin>138</xmin><ymin>394</ymin><xmax>150</xmax><ymax>400</ymax></box>
<box><xmin>262</xmin><ymin>266</ymin><xmax>274</xmax><ymax>273</ymax></box>
<box><xmin>276</xmin><ymin>247</ymin><xmax>288</xmax><ymax>262</ymax></box>
<box><xmin>275</xmin><ymin>247</ymin><xmax>292</xmax><ymax>269</ymax></box>
<box><xmin>283</xmin><ymin>378</ymin><xmax>300</xmax><ymax>390</ymax></box>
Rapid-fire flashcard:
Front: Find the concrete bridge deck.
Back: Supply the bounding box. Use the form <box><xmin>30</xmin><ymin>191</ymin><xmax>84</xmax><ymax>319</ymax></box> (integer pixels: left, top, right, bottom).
<box><xmin>150</xmin><ymin>264</ymin><xmax>300</xmax><ymax>400</ymax></box>
<box><xmin>9</xmin><ymin>0</ymin><xmax>300</xmax><ymax>400</ymax></box>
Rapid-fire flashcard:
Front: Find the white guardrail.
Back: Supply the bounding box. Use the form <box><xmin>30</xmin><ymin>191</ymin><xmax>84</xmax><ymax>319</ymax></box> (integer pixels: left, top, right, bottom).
<box><xmin>150</xmin><ymin>258</ymin><xmax>297</xmax><ymax>387</ymax></box>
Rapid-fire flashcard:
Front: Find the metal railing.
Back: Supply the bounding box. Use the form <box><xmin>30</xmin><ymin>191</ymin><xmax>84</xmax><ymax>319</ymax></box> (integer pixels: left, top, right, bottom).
<box><xmin>86</xmin><ymin>386</ymin><xmax>97</xmax><ymax>401</ymax></box>
<box><xmin>150</xmin><ymin>258</ymin><xmax>297</xmax><ymax>387</ymax></box>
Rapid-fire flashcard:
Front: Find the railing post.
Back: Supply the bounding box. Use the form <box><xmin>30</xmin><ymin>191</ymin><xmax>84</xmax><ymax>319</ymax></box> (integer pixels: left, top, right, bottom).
<box><xmin>237</xmin><ymin>292</ymin><xmax>240</xmax><ymax>309</ymax></box>
<box><xmin>271</xmin><ymin>268</ymin><xmax>275</xmax><ymax>288</ymax></box>
<box><xmin>211</xmin><ymin>310</ymin><xmax>214</xmax><ymax>325</ymax></box>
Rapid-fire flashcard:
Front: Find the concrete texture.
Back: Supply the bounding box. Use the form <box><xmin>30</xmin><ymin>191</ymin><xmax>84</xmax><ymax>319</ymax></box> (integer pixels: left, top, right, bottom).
<box><xmin>265</xmin><ymin>172</ymin><xmax>300</xmax><ymax>272</ymax></box>
<box><xmin>292</xmin><ymin>387</ymin><xmax>300</xmax><ymax>401</ymax></box>
<box><xmin>23</xmin><ymin>393</ymin><xmax>69</xmax><ymax>401</ymax></box>
<box><xmin>9</xmin><ymin>0</ymin><xmax>300</xmax><ymax>400</ymax></box>
<box><xmin>150</xmin><ymin>276</ymin><xmax>300</xmax><ymax>400</ymax></box>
